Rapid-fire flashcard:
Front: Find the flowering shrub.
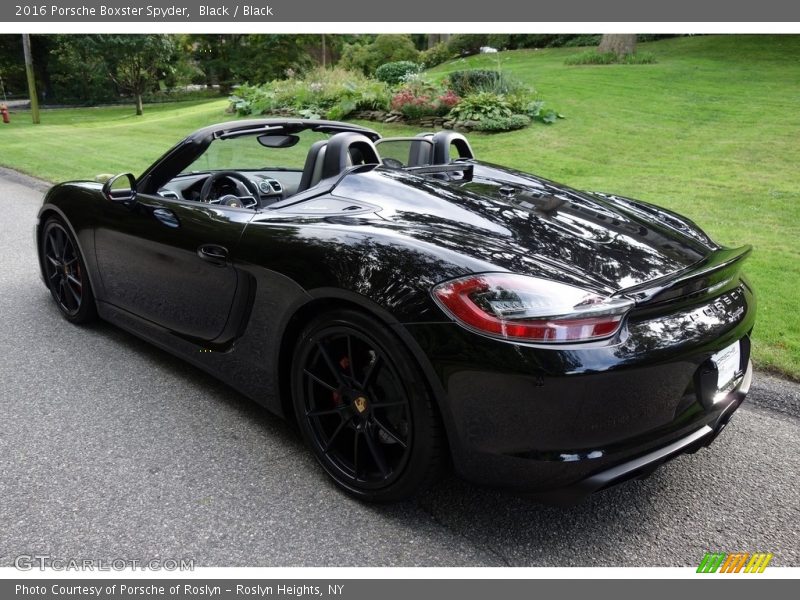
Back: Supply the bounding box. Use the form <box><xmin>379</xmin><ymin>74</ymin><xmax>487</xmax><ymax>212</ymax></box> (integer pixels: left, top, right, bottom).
<box><xmin>391</xmin><ymin>83</ymin><xmax>461</xmax><ymax>119</ymax></box>
<box><xmin>375</xmin><ymin>61</ymin><xmax>421</xmax><ymax>85</ymax></box>
<box><xmin>438</xmin><ymin>90</ymin><xmax>461</xmax><ymax>110</ymax></box>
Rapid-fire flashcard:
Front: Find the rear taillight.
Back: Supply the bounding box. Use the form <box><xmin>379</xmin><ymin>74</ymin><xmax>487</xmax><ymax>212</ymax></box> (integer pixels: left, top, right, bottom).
<box><xmin>432</xmin><ymin>273</ymin><xmax>632</xmax><ymax>343</ymax></box>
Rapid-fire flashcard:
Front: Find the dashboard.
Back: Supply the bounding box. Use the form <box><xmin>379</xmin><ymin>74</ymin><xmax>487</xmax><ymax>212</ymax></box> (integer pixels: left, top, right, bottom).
<box><xmin>157</xmin><ymin>170</ymin><xmax>304</xmax><ymax>209</ymax></box>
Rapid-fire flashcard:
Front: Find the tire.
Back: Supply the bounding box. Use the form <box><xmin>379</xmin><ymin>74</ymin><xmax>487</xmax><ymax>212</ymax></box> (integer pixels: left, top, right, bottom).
<box><xmin>291</xmin><ymin>308</ymin><xmax>446</xmax><ymax>502</ymax></box>
<box><xmin>40</xmin><ymin>217</ymin><xmax>97</xmax><ymax>324</ymax></box>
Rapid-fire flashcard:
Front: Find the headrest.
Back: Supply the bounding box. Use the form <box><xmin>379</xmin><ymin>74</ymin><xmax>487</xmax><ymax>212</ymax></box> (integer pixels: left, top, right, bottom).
<box><xmin>321</xmin><ymin>132</ymin><xmax>381</xmax><ymax>180</ymax></box>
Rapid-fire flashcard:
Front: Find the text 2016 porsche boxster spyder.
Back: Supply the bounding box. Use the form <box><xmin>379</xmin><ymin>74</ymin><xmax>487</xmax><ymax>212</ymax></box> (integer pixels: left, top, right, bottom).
<box><xmin>36</xmin><ymin>119</ymin><xmax>755</xmax><ymax>503</ymax></box>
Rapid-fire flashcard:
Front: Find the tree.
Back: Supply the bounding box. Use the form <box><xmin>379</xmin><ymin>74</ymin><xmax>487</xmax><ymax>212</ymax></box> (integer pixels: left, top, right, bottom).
<box><xmin>339</xmin><ymin>34</ymin><xmax>419</xmax><ymax>75</ymax></box>
<box><xmin>426</xmin><ymin>34</ymin><xmax>451</xmax><ymax>49</ymax></box>
<box><xmin>50</xmin><ymin>35</ymin><xmax>116</xmax><ymax>104</ymax></box>
<box><xmin>95</xmin><ymin>35</ymin><xmax>176</xmax><ymax>115</ymax></box>
<box><xmin>597</xmin><ymin>34</ymin><xmax>637</xmax><ymax>58</ymax></box>
<box><xmin>188</xmin><ymin>34</ymin><xmax>315</xmax><ymax>92</ymax></box>
<box><xmin>0</xmin><ymin>35</ymin><xmax>55</xmax><ymax>102</ymax></box>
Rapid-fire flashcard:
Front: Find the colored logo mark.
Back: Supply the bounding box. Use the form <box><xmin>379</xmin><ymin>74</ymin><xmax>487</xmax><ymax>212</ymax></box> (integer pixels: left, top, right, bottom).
<box><xmin>697</xmin><ymin>552</ymin><xmax>773</xmax><ymax>573</ymax></box>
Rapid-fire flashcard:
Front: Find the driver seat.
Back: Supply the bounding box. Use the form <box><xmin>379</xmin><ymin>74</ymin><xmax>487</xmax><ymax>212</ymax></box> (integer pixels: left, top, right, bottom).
<box><xmin>296</xmin><ymin>133</ymin><xmax>380</xmax><ymax>194</ymax></box>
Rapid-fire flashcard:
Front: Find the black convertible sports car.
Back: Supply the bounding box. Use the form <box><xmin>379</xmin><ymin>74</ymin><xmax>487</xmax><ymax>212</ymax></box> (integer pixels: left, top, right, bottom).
<box><xmin>36</xmin><ymin>119</ymin><xmax>755</xmax><ymax>503</ymax></box>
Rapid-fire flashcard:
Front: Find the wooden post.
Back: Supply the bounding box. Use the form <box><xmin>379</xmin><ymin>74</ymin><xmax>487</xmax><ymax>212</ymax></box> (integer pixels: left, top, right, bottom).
<box><xmin>22</xmin><ymin>34</ymin><xmax>40</xmax><ymax>124</ymax></box>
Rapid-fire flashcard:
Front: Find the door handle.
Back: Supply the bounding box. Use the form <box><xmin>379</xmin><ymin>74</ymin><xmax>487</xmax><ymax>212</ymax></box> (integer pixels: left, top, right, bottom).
<box><xmin>197</xmin><ymin>244</ymin><xmax>228</xmax><ymax>266</ymax></box>
<box><xmin>153</xmin><ymin>208</ymin><xmax>180</xmax><ymax>228</ymax></box>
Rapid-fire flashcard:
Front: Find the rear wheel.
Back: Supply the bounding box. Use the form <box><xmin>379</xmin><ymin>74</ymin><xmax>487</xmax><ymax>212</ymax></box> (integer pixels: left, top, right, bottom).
<box><xmin>291</xmin><ymin>309</ymin><xmax>445</xmax><ymax>502</ymax></box>
<box><xmin>40</xmin><ymin>218</ymin><xmax>97</xmax><ymax>324</ymax></box>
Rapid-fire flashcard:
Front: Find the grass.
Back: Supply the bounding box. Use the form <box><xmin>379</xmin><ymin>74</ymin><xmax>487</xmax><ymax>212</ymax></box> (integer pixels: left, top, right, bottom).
<box><xmin>2</xmin><ymin>34</ymin><xmax>799</xmax><ymax>379</ymax></box>
<box><xmin>564</xmin><ymin>48</ymin><xmax>656</xmax><ymax>65</ymax></box>
<box><xmin>0</xmin><ymin>100</ymin><xmax>233</xmax><ymax>181</ymax></box>
<box><xmin>564</xmin><ymin>50</ymin><xmax>657</xmax><ymax>65</ymax></box>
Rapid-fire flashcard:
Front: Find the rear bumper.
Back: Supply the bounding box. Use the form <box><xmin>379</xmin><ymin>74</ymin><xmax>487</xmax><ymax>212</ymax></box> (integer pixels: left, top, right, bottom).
<box><xmin>402</xmin><ymin>281</ymin><xmax>756</xmax><ymax>502</ymax></box>
<box><xmin>533</xmin><ymin>361</ymin><xmax>751</xmax><ymax>505</ymax></box>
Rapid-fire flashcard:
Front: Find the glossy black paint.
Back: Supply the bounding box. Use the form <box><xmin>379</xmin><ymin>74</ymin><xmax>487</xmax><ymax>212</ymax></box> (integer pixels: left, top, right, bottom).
<box><xmin>35</xmin><ymin>119</ymin><xmax>756</xmax><ymax>502</ymax></box>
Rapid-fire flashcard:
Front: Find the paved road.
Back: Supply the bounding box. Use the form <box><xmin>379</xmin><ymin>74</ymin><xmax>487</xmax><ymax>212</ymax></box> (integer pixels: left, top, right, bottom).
<box><xmin>1</xmin><ymin>170</ymin><xmax>798</xmax><ymax>567</ymax></box>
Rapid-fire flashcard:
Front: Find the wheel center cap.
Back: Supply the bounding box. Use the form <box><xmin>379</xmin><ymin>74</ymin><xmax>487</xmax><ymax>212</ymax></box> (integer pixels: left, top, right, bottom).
<box><xmin>353</xmin><ymin>396</ymin><xmax>369</xmax><ymax>415</ymax></box>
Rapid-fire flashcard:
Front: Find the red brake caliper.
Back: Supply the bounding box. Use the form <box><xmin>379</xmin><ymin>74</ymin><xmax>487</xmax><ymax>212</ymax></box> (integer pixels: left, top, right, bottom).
<box><xmin>331</xmin><ymin>356</ymin><xmax>351</xmax><ymax>407</ymax></box>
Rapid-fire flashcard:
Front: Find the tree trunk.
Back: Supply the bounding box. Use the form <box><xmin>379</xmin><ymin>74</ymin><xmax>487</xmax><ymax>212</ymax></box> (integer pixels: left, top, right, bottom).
<box><xmin>135</xmin><ymin>93</ymin><xmax>143</xmax><ymax>116</ymax></box>
<box><xmin>427</xmin><ymin>34</ymin><xmax>451</xmax><ymax>48</ymax></box>
<box><xmin>597</xmin><ymin>34</ymin><xmax>637</xmax><ymax>57</ymax></box>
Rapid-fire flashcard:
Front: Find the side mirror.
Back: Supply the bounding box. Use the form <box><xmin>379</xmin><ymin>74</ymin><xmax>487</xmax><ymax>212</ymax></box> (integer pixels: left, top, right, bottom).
<box><xmin>102</xmin><ymin>173</ymin><xmax>137</xmax><ymax>203</ymax></box>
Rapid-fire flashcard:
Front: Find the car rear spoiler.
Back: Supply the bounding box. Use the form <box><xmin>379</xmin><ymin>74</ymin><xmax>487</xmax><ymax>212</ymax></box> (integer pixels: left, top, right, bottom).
<box><xmin>616</xmin><ymin>245</ymin><xmax>752</xmax><ymax>305</ymax></box>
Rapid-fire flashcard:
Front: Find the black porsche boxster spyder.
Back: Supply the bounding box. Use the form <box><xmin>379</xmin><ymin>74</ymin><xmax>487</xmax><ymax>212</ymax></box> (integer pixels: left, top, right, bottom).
<box><xmin>36</xmin><ymin>119</ymin><xmax>755</xmax><ymax>503</ymax></box>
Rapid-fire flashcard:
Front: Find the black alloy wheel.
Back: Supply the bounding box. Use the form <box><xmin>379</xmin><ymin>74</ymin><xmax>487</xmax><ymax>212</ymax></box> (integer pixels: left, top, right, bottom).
<box><xmin>41</xmin><ymin>218</ymin><xmax>97</xmax><ymax>323</ymax></box>
<box><xmin>292</xmin><ymin>309</ymin><xmax>445</xmax><ymax>502</ymax></box>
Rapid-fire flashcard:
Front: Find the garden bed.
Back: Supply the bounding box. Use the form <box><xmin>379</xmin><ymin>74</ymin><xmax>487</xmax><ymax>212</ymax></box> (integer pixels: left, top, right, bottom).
<box><xmin>230</xmin><ymin>65</ymin><xmax>562</xmax><ymax>134</ymax></box>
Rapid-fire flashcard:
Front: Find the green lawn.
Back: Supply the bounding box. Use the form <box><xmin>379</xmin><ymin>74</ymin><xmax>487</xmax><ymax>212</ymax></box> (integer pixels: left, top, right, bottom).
<box><xmin>2</xmin><ymin>35</ymin><xmax>798</xmax><ymax>379</ymax></box>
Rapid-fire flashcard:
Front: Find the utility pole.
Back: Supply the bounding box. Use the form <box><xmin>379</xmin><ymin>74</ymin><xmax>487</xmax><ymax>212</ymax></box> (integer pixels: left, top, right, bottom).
<box><xmin>22</xmin><ymin>34</ymin><xmax>40</xmax><ymax>124</ymax></box>
<box><xmin>321</xmin><ymin>34</ymin><xmax>327</xmax><ymax>68</ymax></box>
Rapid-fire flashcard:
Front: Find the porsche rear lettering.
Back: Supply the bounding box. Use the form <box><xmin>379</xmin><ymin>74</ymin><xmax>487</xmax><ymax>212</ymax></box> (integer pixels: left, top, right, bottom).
<box><xmin>703</xmin><ymin>287</ymin><xmax>744</xmax><ymax>318</ymax></box>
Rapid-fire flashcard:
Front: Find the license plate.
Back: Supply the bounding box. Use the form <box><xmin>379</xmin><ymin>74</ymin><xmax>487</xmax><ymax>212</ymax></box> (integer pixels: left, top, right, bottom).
<box><xmin>711</xmin><ymin>340</ymin><xmax>741</xmax><ymax>395</ymax></box>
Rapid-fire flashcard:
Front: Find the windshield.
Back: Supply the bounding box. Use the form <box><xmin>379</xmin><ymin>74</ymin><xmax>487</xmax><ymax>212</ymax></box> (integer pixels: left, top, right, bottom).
<box><xmin>182</xmin><ymin>129</ymin><xmax>330</xmax><ymax>174</ymax></box>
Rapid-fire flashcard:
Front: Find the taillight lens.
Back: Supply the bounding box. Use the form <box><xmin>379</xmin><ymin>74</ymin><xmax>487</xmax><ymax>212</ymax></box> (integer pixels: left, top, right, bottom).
<box><xmin>432</xmin><ymin>273</ymin><xmax>633</xmax><ymax>343</ymax></box>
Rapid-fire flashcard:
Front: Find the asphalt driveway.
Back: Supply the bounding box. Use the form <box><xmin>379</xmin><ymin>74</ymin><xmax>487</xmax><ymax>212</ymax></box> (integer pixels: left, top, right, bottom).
<box><xmin>1</xmin><ymin>168</ymin><xmax>798</xmax><ymax>567</ymax></box>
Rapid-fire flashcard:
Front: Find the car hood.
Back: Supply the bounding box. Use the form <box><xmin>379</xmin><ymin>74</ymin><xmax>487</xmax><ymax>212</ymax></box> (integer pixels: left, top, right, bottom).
<box><xmin>331</xmin><ymin>166</ymin><xmax>718</xmax><ymax>294</ymax></box>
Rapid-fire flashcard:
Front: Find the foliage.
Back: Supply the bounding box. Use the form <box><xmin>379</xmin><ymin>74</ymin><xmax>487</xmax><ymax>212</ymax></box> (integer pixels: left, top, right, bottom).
<box><xmin>564</xmin><ymin>50</ymin><xmax>657</xmax><ymax>65</ymax></box>
<box><xmin>449</xmin><ymin>92</ymin><xmax>513</xmax><ymax>121</ymax></box>
<box><xmin>525</xmin><ymin>101</ymin><xmax>563</xmax><ymax>124</ymax></box>
<box><xmin>375</xmin><ymin>61</ymin><xmax>421</xmax><ymax>85</ymax></box>
<box><xmin>141</xmin><ymin>88</ymin><xmax>221</xmax><ymax>104</ymax></box>
<box><xmin>446</xmin><ymin>34</ymin><xmax>489</xmax><ymax>57</ymax></box>
<box><xmin>49</xmin><ymin>35</ymin><xmax>118</xmax><ymax>104</ymax></box>
<box><xmin>97</xmin><ymin>35</ymin><xmax>177</xmax><ymax>115</ymax></box>
<box><xmin>188</xmin><ymin>34</ymin><xmax>316</xmax><ymax>94</ymax></box>
<box><xmin>390</xmin><ymin>82</ymin><xmax>460</xmax><ymax>119</ymax></box>
<box><xmin>510</xmin><ymin>34</ymin><xmax>588</xmax><ymax>49</ymax></box>
<box><xmin>45</xmin><ymin>35</ymin><xmax>182</xmax><ymax>109</ymax></box>
<box><xmin>444</xmin><ymin>74</ymin><xmax>557</xmax><ymax>131</ymax></box>
<box><xmin>486</xmin><ymin>34</ymin><xmax>513</xmax><ymax>51</ymax></box>
<box><xmin>0</xmin><ymin>35</ymin><xmax>57</xmax><ymax>102</ymax></box>
<box><xmin>447</xmin><ymin>70</ymin><xmax>525</xmax><ymax>97</ymax></box>
<box><xmin>419</xmin><ymin>43</ymin><xmax>454</xmax><ymax>69</ymax></box>
<box><xmin>0</xmin><ymin>36</ymin><xmax>26</xmax><ymax>98</ymax></box>
<box><xmin>229</xmin><ymin>67</ymin><xmax>390</xmax><ymax>120</ymax></box>
<box><xmin>339</xmin><ymin>35</ymin><xmax>420</xmax><ymax>75</ymax></box>
<box><xmin>562</xmin><ymin>34</ymin><xmax>603</xmax><ymax>47</ymax></box>
<box><xmin>502</xmin><ymin>94</ymin><xmax>561</xmax><ymax>124</ymax></box>
<box><xmin>471</xmin><ymin>114</ymin><xmax>531</xmax><ymax>132</ymax></box>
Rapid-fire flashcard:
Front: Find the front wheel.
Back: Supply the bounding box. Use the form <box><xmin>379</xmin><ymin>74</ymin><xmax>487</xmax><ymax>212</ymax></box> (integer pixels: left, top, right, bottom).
<box><xmin>291</xmin><ymin>309</ymin><xmax>446</xmax><ymax>502</ymax></box>
<box><xmin>40</xmin><ymin>217</ymin><xmax>97</xmax><ymax>324</ymax></box>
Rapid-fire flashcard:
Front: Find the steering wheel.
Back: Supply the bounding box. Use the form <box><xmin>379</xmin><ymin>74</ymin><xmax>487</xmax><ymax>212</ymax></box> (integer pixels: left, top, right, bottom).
<box><xmin>199</xmin><ymin>171</ymin><xmax>260</xmax><ymax>206</ymax></box>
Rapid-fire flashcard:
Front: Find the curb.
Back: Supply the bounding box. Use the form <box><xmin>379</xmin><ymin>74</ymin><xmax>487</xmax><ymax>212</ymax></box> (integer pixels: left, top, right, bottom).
<box><xmin>0</xmin><ymin>165</ymin><xmax>52</xmax><ymax>194</ymax></box>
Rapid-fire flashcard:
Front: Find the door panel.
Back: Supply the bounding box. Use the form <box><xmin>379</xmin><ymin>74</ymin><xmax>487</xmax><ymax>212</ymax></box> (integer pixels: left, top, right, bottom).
<box><xmin>94</xmin><ymin>194</ymin><xmax>253</xmax><ymax>341</ymax></box>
